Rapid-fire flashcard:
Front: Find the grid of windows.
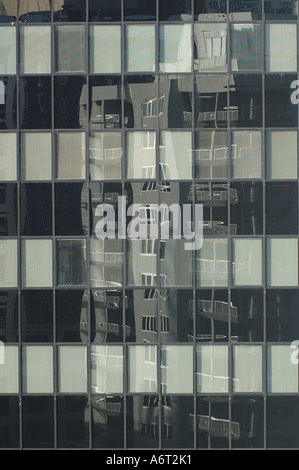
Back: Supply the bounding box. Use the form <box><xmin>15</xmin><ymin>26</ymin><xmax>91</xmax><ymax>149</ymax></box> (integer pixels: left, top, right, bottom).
<box><xmin>1</xmin><ymin>0</ymin><xmax>299</xmax><ymax>450</ymax></box>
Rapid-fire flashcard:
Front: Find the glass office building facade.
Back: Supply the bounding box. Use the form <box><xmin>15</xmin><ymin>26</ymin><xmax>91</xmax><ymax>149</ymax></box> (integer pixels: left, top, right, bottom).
<box><xmin>0</xmin><ymin>0</ymin><xmax>299</xmax><ymax>450</ymax></box>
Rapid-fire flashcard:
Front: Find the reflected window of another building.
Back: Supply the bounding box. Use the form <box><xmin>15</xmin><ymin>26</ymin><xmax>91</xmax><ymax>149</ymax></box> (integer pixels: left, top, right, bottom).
<box><xmin>127</xmin><ymin>131</ymin><xmax>156</xmax><ymax>179</ymax></box>
<box><xmin>231</xmin><ymin>397</ymin><xmax>264</xmax><ymax>449</ymax></box>
<box><xmin>267</xmin><ymin>345</ymin><xmax>298</xmax><ymax>393</ymax></box>
<box><xmin>56</xmin><ymin>289</ymin><xmax>88</xmax><ymax>342</ymax></box>
<box><xmin>195</xmin><ymin>131</ymin><xmax>228</xmax><ymax>180</ymax></box>
<box><xmin>265</xmin><ymin>0</ymin><xmax>298</xmax><ymax>19</ymax></box>
<box><xmin>89</xmin><ymin>132</ymin><xmax>122</xmax><ymax>180</ymax></box>
<box><xmin>196</xmin><ymin>344</ymin><xmax>229</xmax><ymax>393</ymax></box>
<box><xmin>265</xmin><ymin>74</ymin><xmax>298</xmax><ymax>127</ymax></box>
<box><xmin>124</xmin><ymin>0</ymin><xmax>156</xmax><ymax>20</ymax></box>
<box><xmin>54</xmin><ymin>76</ymin><xmax>87</xmax><ymax>129</ymax></box>
<box><xmin>91</xmin><ymin>345</ymin><xmax>124</xmax><ymax>394</ymax></box>
<box><xmin>90</xmin><ymin>76</ymin><xmax>122</xmax><ymax>130</ymax></box>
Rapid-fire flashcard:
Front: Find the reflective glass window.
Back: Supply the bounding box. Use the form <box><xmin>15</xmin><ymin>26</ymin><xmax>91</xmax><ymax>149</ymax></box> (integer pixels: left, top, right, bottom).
<box><xmin>196</xmin><ymin>239</ymin><xmax>228</xmax><ymax>287</ymax></box>
<box><xmin>127</xmin><ymin>131</ymin><xmax>156</xmax><ymax>179</ymax></box>
<box><xmin>231</xmin><ymin>24</ymin><xmax>261</xmax><ymax>71</ymax></box>
<box><xmin>56</xmin><ymin>290</ymin><xmax>88</xmax><ymax>343</ymax></box>
<box><xmin>22</xmin><ymin>397</ymin><xmax>54</xmax><ymax>449</ymax></box>
<box><xmin>20</xmin><ymin>77</ymin><xmax>51</xmax><ymax>129</ymax></box>
<box><xmin>229</xmin><ymin>0</ymin><xmax>262</xmax><ymax>20</ymax></box>
<box><xmin>55</xmin><ymin>183</ymin><xmax>88</xmax><ymax>236</ymax></box>
<box><xmin>196</xmin><ymin>289</ymin><xmax>229</xmax><ymax>342</ymax></box>
<box><xmin>0</xmin><ymin>133</ymin><xmax>17</xmax><ymax>181</ymax></box>
<box><xmin>196</xmin><ymin>397</ymin><xmax>229</xmax><ymax>449</ymax></box>
<box><xmin>90</xmin><ymin>239</ymin><xmax>123</xmax><ymax>288</ymax></box>
<box><xmin>0</xmin><ymin>345</ymin><xmax>19</xmax><ymax>393</ymax></box>
<box><xmin>0</xmin><ymin>397</ymin><xmax>19</xmax><ymax>448</ymax></box>
<box><xmin>56</xmin><ymin>132</ymin><xmax>86</xmax><ymax>180</ymax></box>
<box><xmin>20</xmin><ymin>183</ymin><xmax>52</xmax><ymax>236</ymax></box>
<box><xmin>159</xmin><ymin>74</ymin><xmax>192</xmax><ymax>129</ymax></box>
<box><xmin>89</xmin><ymin>76</ymin><xmax>122</xmax><ymax>130</ymax></box>
<box><xmin>21</xmin><ymin>239</ymin><xmax>52</xmax><ymax>288</ymax></box>
<box><xmin>159</xmin><ymin>131</ymin><xmax>192</xmax><ymax>180</ymax></box>
<box><xmin>0</xmin><ymin>291</ymin><xmax>18</xmax><ymax>343</ymax></box>
<box><xmin>92</xmin><ymin>396</ymin><xmax>124</xmax><ymax>449</ymax></box>
<box><xmin>57</xmin><ymin>396</ymin><xmax>89</xmax><ymax>448</ymax></box>
<box><xmin>58</xmin><ymin>346</ymin><xmax>87</xmax><ymax>393</ymax></box>
<box><xmin>265</xmin><ymin>74</ymin><xmax>298</xmax><ymax>127</ymax></box>
<box><xmin>267</xmin><ymin>345</ymin><xmax>298</xmax><ymax>393</ymax></box>
<box><xmin>126</xmin><ymin>25</ymin><xmax>155</xmax><ymax>72</ymax></box>
<box><xmin>267</xmin><ymin>238</ymin><xmax>298</xmax><ymax>286</ymax></box>
<box><xmin>161</xmin><ymin>345</ymin><xmax>193</xmax><ymax>393</ymax></box>
<box><xmin>265</xmin><ymin>0</ymin><xmax>298</xmax><ymax>19</ymax></box>
<box><xmin>233</xmin><ymin>345</ymin><xmax>263</xmax><ymax>392</ymax></box>
<box><xmin>0</xmin><ymin>240</ymin><xmax>18</xmax><ymax>288</ymax></box>
<box><xmin>56</xmin><ymin>26</ymin><xmax>85</xmax><ymax>72</ymax></box>
<box><xmin>195</xmin><ymin>0</ymin><xmax>227</xmax><ymax>16</ymax></box>
<box><xmin>194</xmin><ymin>23</ymin><xmax>227</xmax><ymax>73</ymax></box>
<box><xmin>231</xmin><ymin>289</ymin><xmax>264</xmax><ymax>342</ymax></box>
<box><xmin>232</xmin><ymin>238</ymin><xmax>262</xmax><ymax>286</ymax></box>
<box><xmin>195</xmin><ymin>131</ymin><xmax>228</xmax><ymax>180</ymax></box>
<box><xmin>21</xmin><ymin>290</ymin><xmax>53</xmax><ymax>342</ymax></box>
<box><xmin>89</xmin><ymin>132</ymin><xmax>122</xmax><ymax>180</ymax></box>
<box><xmin>0</xmin><ymin>27</ymin><xmax>16</xmax><ymax>74</ymax></box>
<box><xmin>124</xmin><ymin>0</ymin><xmax>156</xmax><ymax>20</ymax></box>
<box><xmin>124</xmin><ymin>75</ymin><xmax>158</xmax><ymax>129</ymax></box>
<box><xmin>230</xmin><ymin>182</ymin><xmax>263</xmax><ymax>235</ymax></box>
<box><xmin>231</xmin><ymin>130</ymin><xmax>262</xmax><ymax>178</ymax></box>
<box><xmin>266</xmin><ymin>130</ymin><xmax>297</xmax><ymax>180</ymax></box>
<box><xmin>231</xmin><ymin>397</ymin><xmax>264</xmax><ymax>448</ymax></box>
<box><xmin>196</xmin><ymin>345</ymin><xmax>229</xmax><ymax>393</ymax></box>
<box><xmin>128</xmin><ymin>345</ymin><xmax>158</xmax><ymax>393</ymax></box>
<box><xmin>159</xmin><ymin>25</ymin><xmax>192</xmax><ymax>73</ymax></box>
<box><xmin>89</xmin><ymin>0</ymin><xmax>121</xmax><ymax>22</ymax></box>
<box><xmin>266</xmin><ymin>182</ymin><xmax>298</xmax><ymax>235</ymax></box>
<box><xmin>57</xmin><ymin>239</ymin><xmax>87</xmax><ymax>286</ymax></box>
<box><xmin>90</xmin><ymin>26</ymin><xmax>121</xmax><ymax>74</ymax></box>
<box><xmin>195</xmin><ymin>74</ymin><xmax>228</xmax><ymax>129</ymax></box>
<box><xmin>20</xmin><ymin>132</ymin><xmax>52</xmax><ymax>181</ymax></box>
<box><xmin>229</xmin><ymin>75</ymin><xmax>262</xmax><ymax>127</ymax></box>
<box><xmin>265</xmin><ymin>24</ymin><xmax>297</xmax><ymax>72</ymax></box>
<box><xmin>127</xmin><ymin>239</ymin><xmax>157</xmax><ymax>287</ymax></box>
<box><xmin>54</xmin><ymin>76</ymin><xmax>87</xmax><ymax>129</ymax></box>
<box><xmin>267</xmin><ymin>397</ymin><xmax>299</xmax><ymax>449</ymax></box>
<box><xmin>266</xmin><ymin>289</ymin><xmax>299</xmax><ymax>342</ymax></box>
<box><xmin>20</xmin><ymin>26</ymin><xmax>51</xmax><ymax>74</ymax></box>
<box><xmin>22</xmin><ymin>346</ymin><xmax>53</xmax><ymax>393</ymax></box>
<box><xmin>53</xmin><ymin>0</ymin><xmax>86</xmax><ymax>22</ymax></box>
<box><xmin>91</xmin><ymin>345</ymin><xmax>124</xmax><ymax>394</ymax></box>
<box><xmin>0</xmin><ymin>183</ymin><xmax>17</xmax><ymax>235</ymax></box>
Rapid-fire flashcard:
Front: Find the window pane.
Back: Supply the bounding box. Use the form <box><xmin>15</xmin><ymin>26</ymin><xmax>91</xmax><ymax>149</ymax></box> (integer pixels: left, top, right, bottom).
<box><xmin>124</xmin><ymin>0</ymin><xmax>156</xmax><ymax>20</ymax></box>
<box><xmin>233</xmin><ymin>239</ymin><xmax>262</xmax><ymax>286</ymax></box>
<box><xmin>89</xmin><ymin>132</ymin><xmax>122</xmax><ymax>180</ymax></box>
<box><xmin>196</xmin><ymin>239</ymin><xmax>228</xmax><ymax>287</ymax></box>
<box><xmin>161</xmin><ymin>345</ymin><xmax>193</xmax><ymax>393</ymax></box>
<box><xmin>127</xmin><ymin>131</ymin><xmax>156</xmax><ymax>179</ymax></box>
<box><xmin>266</xmin><ymin>182</ymin><xmax>298</xmax><ymax>235</ymax></box>
<box><xmin>127</xmin><ymin>239</ymin><xmax>157</xmax><ymax>287</ymax></box>
<box><xmin>22</xmin><ymin>397</ymin><xmax>54</xmax><ymax>449</ymax></box>
<box><xmin>20</xmin><ymin>132</ymin><xmax>51</xmax><ymax>181</ymax></box>
<box><xmin>20</xmin><ymin>76</ymin><xmax>51</xmax><ymax>129</ymax></box>
<box><xmin>126</xmin><ymin>25</ymin><xmax>155</xmax><ymax>72</ymax></box>
<box><xmin>195</xmin><ymin>131</ymin><xmax>228</xmax><ymax>180</ymax></box>
<box><xmin>265</xmin><ymin>0</ymin><xmax>298</xmax><ymax>19</ymax></box>
<box><xmin>159</xmin><ymin>25</ymin><xmax>192</xmax><ymax>73</ymax></box>
<box><xmin>233</xmin><ymin>345</ymin><xmax>263</xmax><ymax>392</ymax></box>
<box><xmin>229</xmin><ymin>75</ymin><xmax>262</xmax><ymax>127</ymax></box>
<box><xmin>231</xmin><ymin>24</ymin><xmax>261</xmax><ymax>71</ymax></box>
<box><xmin>159</xmin><ymin>131</ymin><xmax>192</xmax><ymax>179</ymax></box>
<box><xmin>21</xmin><ymin>290</ymin><xmax>53</xmax><ymax>342</ymax></box>
<box><xmin>0</xmin><ymin>345</ymin><xmax>18</xmax><ymax>393</ymax></box>
<box><xmin>267</xmin><ymin>345</ymin><xmax>298</xmax><ymax>393</ymax></box>
<box><xmin>57</xmin><ymin>239</ymin><xmax>87</xmax><ymax>286</ymax></box>
<box><xmin>0</xmin><ymin>240</ymin><xmax>18</xmax><ymax>287</ymax></box>
<box><xmin>0</xmin><ymin>133</ymin><xmax>17</xmax><ymax>180</ymax></box>
<box><xmin>55</xmin><ymin>26</ymin><xmax>85</xmax><ymax>72</ymax></box>
<box><xmin>231</xmin><ymin>131</ymin><xmax>262</xmax><ymax>178</ymax></box>
<box><xmin>267</xmin><ymin>238</ymin><xmax>298</xmax><ymax>286</ymax></box>
<box><xmin>20</xmin><ymin>183</ymin><xmax>52</xmax><ymax>236</ymax></box>
<box><xmin>22</xmin><ymin>346</ymin><xmax>53</xmax><ymax>393</ymax></box>
<box><xmin>194</xmin><ymin>23</ymin><xmax>227</xmax><ymax>72</ymax></box>
<box><xmin>265</xmin><ymin>24</ymin><xmax>297</xmax><ymax>72</ymax></box>
<box><xmin>20</xmin><ymin>26</ymin><xmax>51</xmax><ymax>74</ymax></box>
<box><xmin>58</xmin><ymin>346</ymin><xmax>87</xmax><ymax>393</ymax></box>
<box><xmin>90</xmin><ymin>239</ymin><xmax>123</xmax><ymax>288</ymax></box>
<box><xmin>0</xmin><ymin>397</ymin><xmax>19</xmax><ymax>448</ymax></box>
<box><xmin>266</xmin><ymin>131</ymin><xmax>297</xmax><ymax>179</ymax></box>
<box><xmin>21</xmin><ymin>239</ymin><xmax>52</xmax><ymax>288</ymax></box>
<box><xmin>90</xmin><ymin>25</ymin><xmax>121</xmax><ymax>74</ymax></box>
<box><xmin>56</xmin><ymin>132</ymin><xmax>86</xmax><ymax>180</ymax></box>
<box><xmin>265</xmin><ymin>74</ymin><xmax>298</xmax><ymax>127</ymax></box>
<box><xmin>0</xmin><ymin>27</ymin><xmax>16</xmax><ymax>74</ymax></box>
<box><xmin>128</xmin><ymin>345</ymin><xmax>157</xmax><ymax>393</ymax></box>
<box><xmin>89</xmin><ymin>0</ymin><xmax>121</xmax><ymax>21</ymax></box>
<box><xmin>91</xmin><ymin>345</ymin><xmax>123</xmax><ymax>394</ymax></box>
<box><xmin>196</xmin><ymin>345</ymin><xmax>229</xmax><ymax>393</ymax></box>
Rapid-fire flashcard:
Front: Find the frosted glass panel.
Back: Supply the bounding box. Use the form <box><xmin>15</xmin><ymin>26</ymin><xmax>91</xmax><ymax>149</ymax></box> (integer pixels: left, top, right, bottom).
<box><xmin>21</xmin><ymin>239</ymin><xmax>53</xmax><ymax>287</ymax></box>
<box><xmin>159</xmin><ymin>24</ymin><xmax>192</xmax><ymax>72</ymax></box>
<box><xmin>57</xmin><ymin>132</ymin><xmax>86</xmax><ymax>179</ymax></box>
<box><xmin>265</xmin><ymin>24</ymin><xmax>297</xmax><ymax>72</ymax></box>
<box><xmin>159</xmin><ymin>131</ymin><xmax>192</xmax><ymax>179</ymax></box>
<box><xmin>22</xmin><ymin>346</ymin><xmax>53</xmax><ymax>393</ymax></box>
<box><xmin>126</xmin><ymin>25</ymin><xmax>155</xmax><ymax>72</ymax></box>
<box><xmin>161</xmin><ymin>345</ymin><xmax>193</xmax><ymax>393</ymax></box>
<box><xmin>267</xmin><ymin>345</ymin><xmax>298</xmax><ymax>393</ymax></box>
<box><xmin>233</xmin><ymin>345</ymin><xmax>263</xmax><ymax>392</ymax></box>
<box><xmin>89</xmin><ymin>132</ymin><xmax>122</xmax><ymax>180</ymax></box>
<box><xmin>233</xmin><ymin>239</ymin><xmax>262</xmax><ymax>285</ymax></box>
<box><xmin>0</xmin><ymin>240</ymin><xmax>18</xmax><ymax>287</ymax></box>
<box><xmin>128</xmin><ymin>345</ymin><xmax>157</xmax><ymax>393</ymax></box>
<box><xmin>20</xmin><ymin>132</ymin><xmax>52</xmax><ymax>181</ymax></box>
<box><xmin>0</xmin><ymin>346</ymin><xmax>18</xmax><ymax>393</ymax></box>
<box><xmin>196</xmin><ymin>345</ymin><xmax>229</xmax><ymax>393</ymax></box>
<box><xmin>0</xmin><ymin>133</ymin><xmax>17</xmax><ymax>180</ymax></box>
<box><xmin>91</xmin><ymin>345</ymin><xmax>123</xmax><ymax>394</ymax></box>
<box><xmin>127</xmin><ymin>131</ymin><xmax>156</xmax><ymax>178</ymax></box>
<box><xmin>266</xmin><ymin>131</ymin><xmax>297</xmax><ymax>179</ymax></box>
<box><xmin>196</xmin><ymin>238</ymin><xmax>228</xmax><ymax>287</ymax></box>
<box><xmin>90</xmin><ymin>25</ymin><xmax>121</xmax><ymax>73</ymax></box>
<box><xmin>267</xmin><ymin>238</ymin><xmax>298</xmax><ymax>286</ymax></box>
<box><xmin>58</xmin><ymin>346</ymin><xmax>87</xmax><ymax>393</ymax></box>
<box><xmin>0</xmin><ymin>27</ymin><xmax>16</xmax><ymax>74</ymax></box>
<box><xmin>20</xmin><ymin>26</ymin><xmax>51</xmax><ymax>74</ymax></box>
<box><xmin>232</xmin><ymin>131</ymin><xmax>262</xmax><ymax>178</ymax></box>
